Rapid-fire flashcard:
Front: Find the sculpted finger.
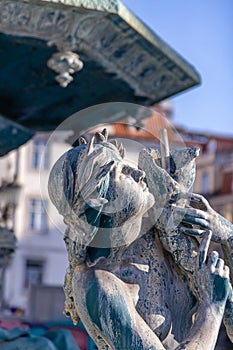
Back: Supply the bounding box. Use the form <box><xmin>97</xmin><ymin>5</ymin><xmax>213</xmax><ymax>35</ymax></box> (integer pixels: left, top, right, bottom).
<box><xmin>179</xmin><ymin>227</ymin><xmax>205</xmax><ymax>237</ymax></box>
<box><xmin>198</xmin><ymin>230</ymin><xmax>212</xmax><ymax>269</ymax></box>
<box><xmin>223</xmin><ymin>265</ymin><xmax>230</xmax><ymax>279</ymax></box>
<box><xmin>190</xmin><ymin>192</ymin><xmax>207</xmax><ymax>202</ymax></box>
<box><xmin>181</xmin><ymin>215</ymin><xmax>209</xmax><ymax>229</ymax></box>
<box><xmin>208</xmin><ymin>251</ymin><xmax>219</xmax><ymax>269</ymax></box>
<box><xmin>178</xmin><ymin>192</ymin><xmax>208</xmax><ymax>210</ymax></box>
<box><xmin>216</xmin><ymin>258</ymin><xmax>225</xmax><ymax>274</ymax></box>
<box><xmin>175</xmin><ymin>207</ymin><xmax>209</xmax><ymax>221</ymax></box>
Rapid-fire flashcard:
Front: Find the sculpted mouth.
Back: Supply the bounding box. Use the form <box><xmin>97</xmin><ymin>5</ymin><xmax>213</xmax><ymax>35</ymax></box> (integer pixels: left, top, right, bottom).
<box><xmin>143</xmin><ymin>176</ymin><xmax>148</xmax><ymax>186</ymax></box>
<box><xmin>141</xmin><ymin>179</ymin><xmax>148</xmax><ymax>192</ymax></box>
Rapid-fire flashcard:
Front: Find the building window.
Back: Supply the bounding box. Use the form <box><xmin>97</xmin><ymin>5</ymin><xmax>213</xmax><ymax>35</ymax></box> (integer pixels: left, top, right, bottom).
<box><xmin>31</xmin><ymin>139</ymin><xmax>49</xmax><ymax>170</ymax></box>
<box><xmin>201</xmin><ymin>172</ymin><xmax>209</xmax><ymax>194</ymax></box>
<box><xmin>29</xmin><ymin>199</ymin><xmax>47</xmax><ymax>233</ymax></box>
<box><xmin>25</xmin><ymin>259</ymin><xmax>44</xmax><ymax>288</ymax></box>
<box><xmin>221</xmin><ymin>173</ymin><xmax>233</xmax><ymax>194</ymax></box>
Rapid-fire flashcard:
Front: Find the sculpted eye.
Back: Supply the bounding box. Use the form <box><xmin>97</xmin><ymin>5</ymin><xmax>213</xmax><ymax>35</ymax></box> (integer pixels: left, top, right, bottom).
<box><xmin>121</xmin><ymin>165</ymin><xmax>145</xmax><ymax>183</ymax></box>
<box><xmin>121</xmin><ymin>165</ymin><xmax>132</xmax><ymax>176</ymax></box>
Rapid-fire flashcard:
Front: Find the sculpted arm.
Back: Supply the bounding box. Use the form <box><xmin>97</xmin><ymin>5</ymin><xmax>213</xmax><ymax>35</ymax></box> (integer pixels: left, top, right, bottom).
<box><xmin>177</xmin><ymin>193</ymin><xmax>233</xmax><ymax>342</ymax></box>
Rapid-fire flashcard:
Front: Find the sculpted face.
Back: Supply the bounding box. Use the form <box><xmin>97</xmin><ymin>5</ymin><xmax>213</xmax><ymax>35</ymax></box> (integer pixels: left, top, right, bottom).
<box><xmin>77</xmin><ymin>143</ymin><xmax>154</xmax><ymax>228</ymax></box>
<box><xmin>102</xmin><ymin>147</ymin><xmax>155</xmax><ymax>226</ymax></box>
<box><xmin>79</xmin><ymin>143</ymin><xmax>155</xmax><ymax>248</ymax></box>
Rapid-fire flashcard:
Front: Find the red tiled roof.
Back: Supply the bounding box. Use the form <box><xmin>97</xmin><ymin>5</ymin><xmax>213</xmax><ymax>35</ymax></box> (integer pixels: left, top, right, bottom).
<box><xmin>88</xmin><ymin>111</ymin><xmax>233</xmax><ymax>152</ymax></box>
<box><xmin>110</xmin><ymin>111</ymin><xmax>177</xmax><ymax>143</ymax></box>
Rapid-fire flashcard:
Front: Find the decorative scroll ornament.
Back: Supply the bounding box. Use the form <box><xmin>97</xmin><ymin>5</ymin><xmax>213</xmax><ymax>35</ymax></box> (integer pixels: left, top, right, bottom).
<box><xmin>47</xmin><ymin>51</ymin><xmax>84</xmax><ymax>88</ymax></box>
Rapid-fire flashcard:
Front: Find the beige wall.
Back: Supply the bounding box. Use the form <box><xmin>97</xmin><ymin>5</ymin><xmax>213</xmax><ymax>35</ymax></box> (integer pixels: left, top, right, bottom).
<box><xmin>194</xmin><ymin>152</ymin><xmax>216</xmax><ymax>194</ymax></box>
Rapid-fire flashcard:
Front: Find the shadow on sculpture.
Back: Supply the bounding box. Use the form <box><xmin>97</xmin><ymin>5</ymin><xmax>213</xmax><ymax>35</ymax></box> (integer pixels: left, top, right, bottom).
<box><xmin>48</xmin><ymin>128</ymin><xmax>233</xmax><ymax>349</ymax></box>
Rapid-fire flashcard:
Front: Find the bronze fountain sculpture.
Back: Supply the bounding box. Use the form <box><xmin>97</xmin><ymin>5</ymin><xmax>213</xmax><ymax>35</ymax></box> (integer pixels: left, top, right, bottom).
<box><xmin>48</xmin><ymin>128</ymin><xmax>233</xmax><ymax>349</ymax></box>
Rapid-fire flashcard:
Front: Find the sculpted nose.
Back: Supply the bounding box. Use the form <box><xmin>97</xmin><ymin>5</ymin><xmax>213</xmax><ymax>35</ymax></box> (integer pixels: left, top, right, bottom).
<box><xmin>131</xmin><ymin>169</ymin><xmax>145</xmax><ymax>183</ymax></box>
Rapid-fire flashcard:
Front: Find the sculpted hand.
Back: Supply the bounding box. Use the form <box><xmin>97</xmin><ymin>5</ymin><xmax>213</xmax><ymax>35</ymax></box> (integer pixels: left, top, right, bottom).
<box><xmin>175</xmin><ymin>232</ymin><xmax>233</xmax><ymax>350</ymax></box>
<box><xmin>194</xmin><ymin>231</ymin><xmax>232</xmax><ymax>309</ymax></box>
<box><xmin>176</xmin><ymin>193</ymin><xmax>233</xmax><ymax>245</ymax></box>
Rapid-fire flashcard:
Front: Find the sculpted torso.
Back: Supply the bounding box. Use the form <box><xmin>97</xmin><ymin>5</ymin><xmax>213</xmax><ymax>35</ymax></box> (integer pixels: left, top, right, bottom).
<box><xmin>74</xmin><ymin>230</ymin><xmax>195</xmax><ymax>348</ymax></box>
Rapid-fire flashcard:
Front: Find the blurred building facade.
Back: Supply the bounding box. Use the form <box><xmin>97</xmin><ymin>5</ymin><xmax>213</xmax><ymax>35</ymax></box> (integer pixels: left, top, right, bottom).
<box><xmin>0</xmin><ymin>133</ymin><xmax>70</xmax><ymax>314</ymax></box>
<box><xmin>180</xmin><ymin>130</ymin><xmax>233</xmax><ymax>222</ymax></box>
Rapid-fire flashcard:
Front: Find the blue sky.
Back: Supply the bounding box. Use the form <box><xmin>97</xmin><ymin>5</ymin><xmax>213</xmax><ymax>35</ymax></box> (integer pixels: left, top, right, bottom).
<box><xmin>123</xmin><ymin>0</ymin><xmax>233</xmax><ymax>136</ymax></box>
